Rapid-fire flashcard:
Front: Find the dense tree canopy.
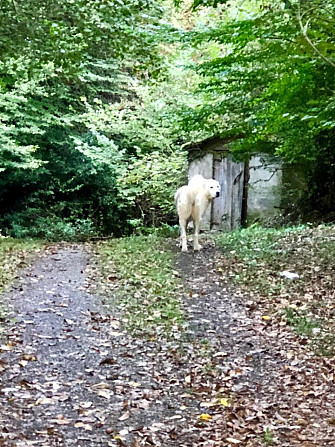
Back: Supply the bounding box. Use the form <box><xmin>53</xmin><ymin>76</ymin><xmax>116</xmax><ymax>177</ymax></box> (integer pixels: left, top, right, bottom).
<box><xmin>0</xmin><ymin>0</ymin><xmax>180</xmax><ymax>238</ymax></box>
<box><xmin>0</xmin><ymin>0</ymin><xmax>164</xmax><ymax>167</ymax></box>
<box><xmin>0</xmin><ymin>0</ymin><xmax>334</xmax><ymax>238</ymax></box>
<box><xmin>174</xmin><ymin>0</ymin><xmax>335</xmax><ymax>160</ymax></box>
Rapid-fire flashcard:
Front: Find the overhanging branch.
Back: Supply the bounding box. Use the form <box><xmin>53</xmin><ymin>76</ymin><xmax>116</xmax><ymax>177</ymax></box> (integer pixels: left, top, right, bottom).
<box><xmin>298</xmin><ymin>3</ymin><xmax>335</xmax><ymax>69</ymax></box>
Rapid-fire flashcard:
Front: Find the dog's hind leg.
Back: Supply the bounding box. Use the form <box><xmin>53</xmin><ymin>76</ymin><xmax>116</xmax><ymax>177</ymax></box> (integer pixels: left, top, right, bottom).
<box><xmin>179</xmin><ymin>217</ymin><xmax>188</xmax><ymax>252</ymax></box>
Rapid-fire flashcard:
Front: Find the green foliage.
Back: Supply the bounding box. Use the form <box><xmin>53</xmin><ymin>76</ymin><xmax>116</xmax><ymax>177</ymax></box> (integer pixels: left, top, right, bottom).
<box><xmin>215</xmin><ymin>223</ymin><xmax>335</xmax><ymax>355</ymax></box>
<box><xmin>167</xmin><ymin>0</ymin><xmax>335</xmax><ymax>220</ymax></box>
<box><xmin>301</xmin><ymin>130</ymin><xmax>335</xmax><ymax>219</ymax></box>
<box><xmin>215</xmin><ymin>223</ymin><xmax>297</xmax><ymax>262</ymax></box>
<box><xmin>0</xmin><ymin>0</ymin><xmax>182</xmax><ymax>237</ymax></box>
<box><xmin>0</xmin><ymin>129</ymin><xmax>130</xmax><ymax>237</ymax></box>
<box><xmin>118</xmin><ymin>150</ymin><xmax>187</xmax><ymax>229</ymax></box>
<box><xmin>175</xmin><ymin>0</ymin><xmax>335</xmax><ymax>163</ymax></box>
<box><xmin>263</xmin><ymin>427</ymin><xmax>274</xmax><ymax>445</ymax></box>
<box><xmin>3</xmin><ymin>0</ymin><xmax>334</xmax><ymax>234</ymax></box>
<box><xmin>284</xmin><ymin>306</ymin><xmax>334</xmax><ymax>356</ymax></box>
<box><xmin>284</xmin><ymin>307</ymin><xmax>319</xmax><ymax>337</ymax></box>
<box><xmin>4</xmin><ymin>209</ymin><xmax>95</xmax><ymax>242</ymax></box>
<box><xmin>0</xmin><ymin>237</ymin><xmax>43</xmax><ymax>294</ymax></box>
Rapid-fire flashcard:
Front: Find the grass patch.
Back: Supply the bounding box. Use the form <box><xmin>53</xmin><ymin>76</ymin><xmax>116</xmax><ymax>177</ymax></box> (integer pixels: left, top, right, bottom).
<box><xmin>97</xmin><ymin>236</ymin><xmax>183</xmax><ymax>337</ymax></box>
<box><xmin>284</xmin><ymin>307</ymin><xmax>335</xmax><ymax>356</ymax></box>
<box><xmin>263</xmin><ymin>427</ymin><xmax>274</xmax><ymax>445</ymax></box>
<box><xmin>284</xmin><ymin>307</ymin><xmax>320</xmax><ymax>337</ymax></box>
<box><xmin>0</xmin><ymin>238</ymin><xmax>43</xmax><ymax>294</ymax></box>
<box><xmin>215</xmin><ymin>224</ymin><xmax>335</xmax><ymax>355</ymax></box>
<box><xmin>215</xmin><ymin>223</ymin><xmax>305</xmax><ymax>268</ymax></box>
<box><xmin>215</xmin><ymin>224</ymin><xmax>306</xmax><ymax>297</ymax></box>
<box><xmin>0</xmin><ymin>237</ymin><xmax>43</xmax><ymax>320</ymax></box>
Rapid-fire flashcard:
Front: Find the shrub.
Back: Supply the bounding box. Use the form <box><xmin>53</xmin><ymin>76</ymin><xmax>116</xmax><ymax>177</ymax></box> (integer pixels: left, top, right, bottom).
<box><xmin>2</xmin><ymin>207</ymin><xmax>96</xmax><ymax>241</ymax></box>
<box><xmin>118</xmin><ymin>149</ymin><xmax>187</xmax><ymax>231</ymax></box>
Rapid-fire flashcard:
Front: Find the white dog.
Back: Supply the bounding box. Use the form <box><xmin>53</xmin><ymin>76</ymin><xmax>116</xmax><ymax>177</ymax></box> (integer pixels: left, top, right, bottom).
<box><xmin>175</xmin><ymin>174</ymin><xmax>221</xmax><ymax>252</ymax></box>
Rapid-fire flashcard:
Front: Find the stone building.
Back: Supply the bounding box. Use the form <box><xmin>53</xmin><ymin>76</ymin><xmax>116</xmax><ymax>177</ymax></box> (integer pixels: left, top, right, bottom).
<box><xmin>187</xmin><ymin>137</ymin><xmax>282</xmax><ymax>230</ymax></box>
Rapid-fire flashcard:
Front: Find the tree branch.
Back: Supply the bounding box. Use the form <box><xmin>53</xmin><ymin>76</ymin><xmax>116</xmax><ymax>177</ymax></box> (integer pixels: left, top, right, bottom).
<box><xmin>298</xmin><ymin>3</ymin><xmax>335</xmax><ymax>69</ymax></box>
<box><xmin>12</xmin><ymin>0</ymin><xmax>19</xmax><ymax>15</ymax></box>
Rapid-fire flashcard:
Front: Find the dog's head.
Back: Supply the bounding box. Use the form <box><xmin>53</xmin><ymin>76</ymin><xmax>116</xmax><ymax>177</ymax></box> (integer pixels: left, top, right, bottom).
<box><xmin>207</xmin><ymin>179</ymin><xmax>221</xmax><ymax>199</ymax></box>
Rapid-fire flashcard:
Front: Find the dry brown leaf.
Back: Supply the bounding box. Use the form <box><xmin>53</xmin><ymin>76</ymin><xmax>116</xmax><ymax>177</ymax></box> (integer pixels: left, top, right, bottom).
<box><xmin>119</xmin><ymin>411</ymin><xmax>130</xmax><ymax>421</ymax></box>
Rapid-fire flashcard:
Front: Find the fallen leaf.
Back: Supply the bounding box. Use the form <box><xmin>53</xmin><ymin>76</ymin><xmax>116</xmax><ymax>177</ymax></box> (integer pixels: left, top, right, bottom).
<box><xmin>35</xmin><ymin>397</ymin><xmax>54</xmax><ymax>406</ymax></box>
<box><xmin>226</xmin><ymin>438</ymin><xmax>242</xmax><ymax>444</ymax></box>
<box><xmin>100</xmin><ymin>357</ymin><xmax>117</xmax><ymax>366</ymax></box>
<box><xmin>0</xmin><ymin>344</ymin><xmax>13</xmax><ymax>351</ymax></box>
<box><xmin>200</xmin><ymin>402</ymin><xmax>216</xmax><ymax>408</ymax></box>
<box><xmin>119</xmin><ymin>429</ymin><xmax>129</xmax><ymax>437</ymax></box>
<box><xmin>128</xmin><ymin>381</ymin><xmax>141</xmax><ymax>387</ymax></box>
<box><xmin>119</xmin><ymin>411</ymin><xmax>130</xmax><ymax>421</ymax></box>
<box><xmin>50</xmin><ymin>417</ymin><xmax>72</xmax><ymax>425</ymax></box>
<box><xmin>199</xmin><ymin>413</ymin><xmax>212</xmax><ymax>421</ymax></box>
<box><xmin>220</xmin><ymin>398</ymin><xmax>230</xmax><ymax>407</ymax></box>
<box><xmin>110</xmin><ymin>319</ymin><xmax>121</xmax><ymax>329</ymax></box>
<box><xmin>74</xmin><ymin>422</ymin><xmax>93</xmax><ymax>430</ymax></box>
<box><xmin>79</xmin><ymin>401</ymin><xmax>93</xmax><ymax>409</ymax></box>
<box><xmin>97</xmin><ymin>389</ymin><xmax>113</xmax><ymax>399</ymax></box>
<box><xmin>109</xmin><ymin>331</ymin><xmax>123</xmax><ymax>337</ymax></box>
<box><xmin>213</xmin><ymin>351</ymin><xmax>228</xmax><ymax>358</ymax></box>
<box><xmin>22</xmin><ymin>354</ymin><xmax>37</xmax><ymax>361</ymax></box>
<box><xmin>91</xmin><ymin>382</ymin><xmax>111</xmax><ymax>390</ymax></box>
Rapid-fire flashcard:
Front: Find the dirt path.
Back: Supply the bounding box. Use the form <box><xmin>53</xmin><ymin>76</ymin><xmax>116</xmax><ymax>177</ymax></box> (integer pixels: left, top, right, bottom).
<box><xmin>0</xmin><ymin>246</ymin><xmax>119</xmax><ymax>445</ymax></box>
<box><xmin>0</xmin><ymin>243</ymin><xmax>334</xmax><ymax>446</ymax></box>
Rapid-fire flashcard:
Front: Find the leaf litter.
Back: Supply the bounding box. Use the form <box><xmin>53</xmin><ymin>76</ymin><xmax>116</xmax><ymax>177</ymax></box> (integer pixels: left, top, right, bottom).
<box><xmin>0</xmin><ymin>234</ymin><xmax>333</xmax><ymax>446</ymax></box>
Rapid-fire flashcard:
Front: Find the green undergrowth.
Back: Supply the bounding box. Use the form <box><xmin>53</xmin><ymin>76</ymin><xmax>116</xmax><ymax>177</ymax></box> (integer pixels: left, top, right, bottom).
<box><xmin>0</xmin><ymin>238</ymin><xmax>43</xmax><ymax>292</ymax></box>
<box><xmin>215</xmin><ymin>224</ymin><xmax>306</xmax><ymax>297</ymax></box>
<box><xmin>98</xmin><ymin>236</ymin><xmax>184</xmax><ymax>338</ymax></box>
<box><xmin>284</xmin><ymin>307</ymin><xmax>334</xmax><ymax>356</ymax></box>
<box><xmin>215</xmin><ymin>224</ymin><xmax>335</xmax><ymax>355</ymax></box>
<box><xmin>0</xmin><ymin>238</ymin><xmax>43</xmax><ymax>318</ymax></box>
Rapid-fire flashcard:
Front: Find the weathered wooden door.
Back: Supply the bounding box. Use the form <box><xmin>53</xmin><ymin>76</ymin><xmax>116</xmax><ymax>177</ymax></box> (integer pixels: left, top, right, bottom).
<box><xmin>211</xmin><ymin>154</ymin><xmax>245</xmax><ymax>230</ymax></box>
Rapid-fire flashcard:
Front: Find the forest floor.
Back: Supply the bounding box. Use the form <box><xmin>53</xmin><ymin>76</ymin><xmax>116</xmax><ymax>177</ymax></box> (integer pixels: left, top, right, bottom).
<box><xmin>0</xmin><ymin>232</ymin><xmax>334</xmax><ymax>446</ymax></box>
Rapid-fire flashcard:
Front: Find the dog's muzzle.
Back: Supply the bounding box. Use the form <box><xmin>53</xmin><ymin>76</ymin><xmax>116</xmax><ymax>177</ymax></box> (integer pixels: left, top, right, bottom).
<box><xmin>216</xmin><ymin>192</ymin><xmax>220</xmax><ymax>198</ymax></box>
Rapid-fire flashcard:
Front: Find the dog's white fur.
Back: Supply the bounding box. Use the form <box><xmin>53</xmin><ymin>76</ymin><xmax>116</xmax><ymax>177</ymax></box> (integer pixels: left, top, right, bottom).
<box><xmin>175</xmin><ymin>174</ymin><xmax>221</xmax><ymax>252</ymax></box>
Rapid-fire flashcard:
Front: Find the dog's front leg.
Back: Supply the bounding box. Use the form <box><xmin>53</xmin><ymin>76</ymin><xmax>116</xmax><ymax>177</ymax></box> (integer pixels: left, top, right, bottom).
<box><xmin>179</xmin><ymin>218</ymin><xmax>188</xmax><ymax>252</ymax></box>
<box><xmin>193</xmin><ymin>219</ymin><xmax>202</xmax><ymax>251</ymax></box>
